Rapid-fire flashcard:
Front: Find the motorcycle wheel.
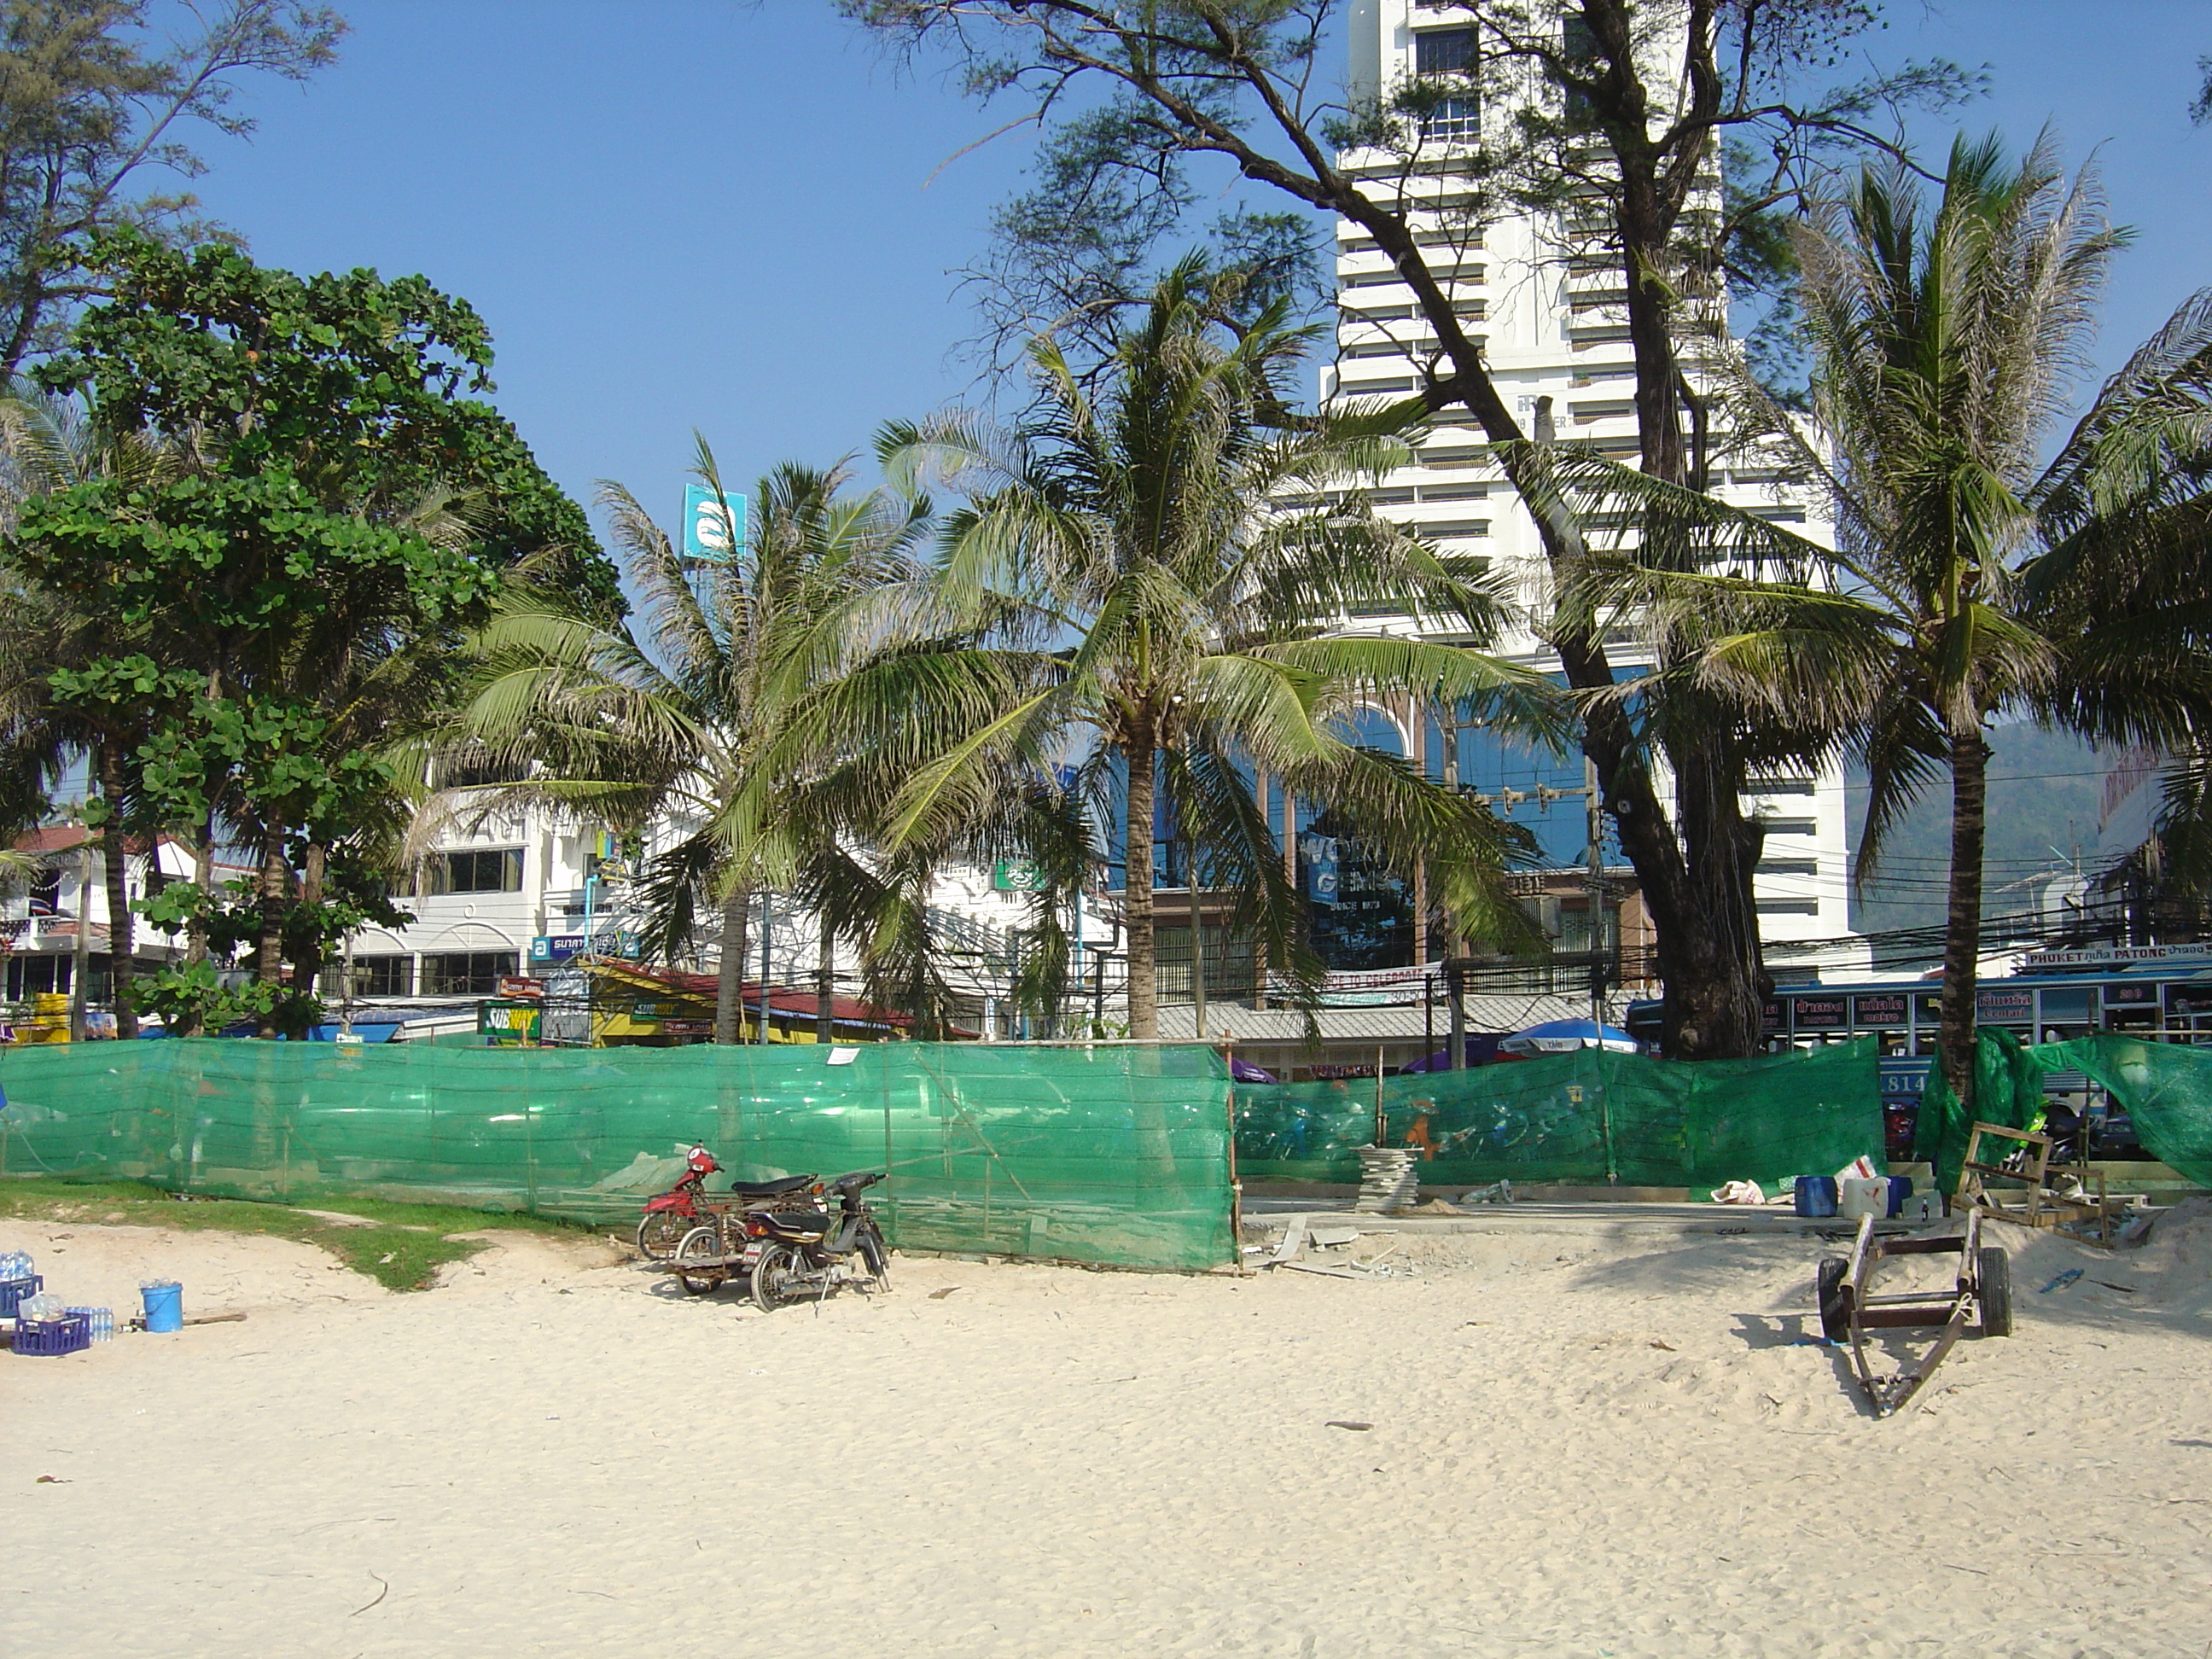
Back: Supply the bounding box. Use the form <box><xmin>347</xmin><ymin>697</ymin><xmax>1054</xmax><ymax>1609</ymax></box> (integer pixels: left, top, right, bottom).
<box><xmin>636</xmin><ymin>1210</ymin><xmax>691</xmax><ymax>1260</ymax></box>
<box><xmin>859</xmin><ymin>1227</ymin><xmax>892</xmax><ymax>1291</ymax></box>
<box><xmin>672</xmin><ymin>1225</ymin><xmax>727</xmax><ymax>1295</ymax></box>
<box><xmin>750</xmin><ymin>1241</ymin><xmax>802</xmax><ymax>1313</ymax></box>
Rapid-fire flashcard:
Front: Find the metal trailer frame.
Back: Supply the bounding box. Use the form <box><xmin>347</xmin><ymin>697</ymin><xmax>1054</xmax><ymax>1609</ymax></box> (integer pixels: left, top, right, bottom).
<box><xmin>1816</xmin><ymin>1211</ymin><xmax>2013</xmax><ymax>1417</ymax></box>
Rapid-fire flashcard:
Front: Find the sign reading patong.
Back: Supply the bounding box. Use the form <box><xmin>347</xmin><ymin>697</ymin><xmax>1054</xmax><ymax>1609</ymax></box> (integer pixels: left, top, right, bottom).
<box><xmin>2017</xmin><ymin>944</ymin><xmax>2212</xmax><ymax>973</ymax></box>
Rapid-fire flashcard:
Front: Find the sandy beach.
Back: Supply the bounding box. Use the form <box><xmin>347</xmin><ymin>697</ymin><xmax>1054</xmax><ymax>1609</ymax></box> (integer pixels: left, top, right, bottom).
<box><xmin>4</xmin><ymin>1203</ymin><xmax>2209</xmax><ymax>1659</ymax></box>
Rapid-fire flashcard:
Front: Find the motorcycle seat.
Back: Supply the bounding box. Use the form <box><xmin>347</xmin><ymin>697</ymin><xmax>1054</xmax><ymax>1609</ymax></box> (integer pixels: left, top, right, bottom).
<box><xmin>760</xmin><ymin>1210</ymin><xmax>831</xmax><ymax>1233</ymax></box>
<box><xmin>727</xmin><ymin>1174</ymin><xmax>817</xmax><ymax>1197</ymax></box>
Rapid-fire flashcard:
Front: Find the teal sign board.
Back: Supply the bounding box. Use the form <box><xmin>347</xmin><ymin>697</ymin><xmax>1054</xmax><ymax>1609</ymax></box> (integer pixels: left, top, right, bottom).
<box><xmin>682</xmin><ymin>485</ymin><xmax>746</xmax><ymax>562</ymax></box>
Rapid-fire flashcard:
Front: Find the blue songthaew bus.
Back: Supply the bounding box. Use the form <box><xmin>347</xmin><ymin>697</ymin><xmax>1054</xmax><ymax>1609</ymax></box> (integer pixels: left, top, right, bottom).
<box><xmin>1624</xmin><ymin>944</ymin><xmax>2212</xmax><ymax>1160</ymax></box>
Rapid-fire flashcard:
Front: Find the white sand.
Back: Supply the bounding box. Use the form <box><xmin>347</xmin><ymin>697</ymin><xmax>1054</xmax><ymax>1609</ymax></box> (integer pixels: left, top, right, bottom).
<box><xmin>4</xmin><ymin>1205</ymin><xmax>2209</xmax><ymax>1658</ymax></box>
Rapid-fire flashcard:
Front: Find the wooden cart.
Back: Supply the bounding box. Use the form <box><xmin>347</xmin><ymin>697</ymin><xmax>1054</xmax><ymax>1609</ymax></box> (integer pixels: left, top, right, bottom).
<box><xmin>1816</xmin><ymin>1211</ymin><xmax>2012</xmax><ymax>1417</ymax></box>
<box><xmin>1956</xmin><ymin>1121</ymin><xmax>2123</xmax><ymax>1246</ymax></box>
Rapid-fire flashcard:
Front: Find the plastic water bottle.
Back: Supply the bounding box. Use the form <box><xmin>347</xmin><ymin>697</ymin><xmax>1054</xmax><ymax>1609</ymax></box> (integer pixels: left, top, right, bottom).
<box><xmin>64</xmin><ymin>1307</ymin><xmax>113</xmax><ymax>1342</ymax></box>
<box><xmin>0</xmin><ymin>1249</ymin><xmax>32</xmax><ymax>1281</ymax></box>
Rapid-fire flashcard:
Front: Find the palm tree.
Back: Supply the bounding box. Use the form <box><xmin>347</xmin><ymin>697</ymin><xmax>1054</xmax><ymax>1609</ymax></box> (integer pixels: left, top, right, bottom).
<box><xmin>1554</xmin><ymin>134</ymin><xmax>2212</xmax><ymax>1113</ymax></box>
<box><xmin>445</xmin><ymin>446</ymin><xmax>940</xmax><ymax>1043</ymax></box>
<box><xmin>879</xmin><ymin>259</ymin><xmax>1558</xmax><ymax>1039</ymax></box>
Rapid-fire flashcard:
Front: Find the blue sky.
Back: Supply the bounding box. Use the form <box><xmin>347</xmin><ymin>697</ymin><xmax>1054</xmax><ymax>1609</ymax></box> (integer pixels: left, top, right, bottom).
<box><xmin>178</xmin><ymin>2</ymin><xmax>2212</xmax><ymax>549</ymax></box>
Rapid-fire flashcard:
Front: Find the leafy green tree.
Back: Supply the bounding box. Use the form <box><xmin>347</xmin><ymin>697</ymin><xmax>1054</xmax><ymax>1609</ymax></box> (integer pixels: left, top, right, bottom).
<box><xmin>445</xmin><ymin>446</ymin><xmax>949</xmax><ymax>1045</ymax></box>
<box><xmin>0</xmin><ymin>383</ymin><xmax>178</xmax><ymax>1032</ymax></box>
<box><xmin>878</xmin><ymin>259</ymin><xmax>1553</xmax><ymax>1039</ymax></box>
<box><xmin>5</xmin><ymin>233</ymin><xmax>608</xmax><ymax>1034</ymax></box>
<box><xmin>1552</xmin><ymin>135</ymin><xmax>2212</xmax><ymax>1111</ymax></box>
<box><xmin>0</xmin><ymin>2</ymin><xmax>344</xmax><ymax>373</ymax></box>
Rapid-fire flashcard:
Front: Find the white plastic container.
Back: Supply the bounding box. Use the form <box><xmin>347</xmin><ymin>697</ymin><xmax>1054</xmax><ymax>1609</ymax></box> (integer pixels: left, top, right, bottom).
<box><xmin>1838</xmin><ymin>1175</ymin><xmax>1893</xmax><ymax>1220</ymax></box>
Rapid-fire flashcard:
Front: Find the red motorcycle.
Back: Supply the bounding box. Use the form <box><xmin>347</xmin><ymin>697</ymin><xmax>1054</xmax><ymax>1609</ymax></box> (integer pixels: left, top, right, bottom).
<box><xmin>636</xmin><ymin>1145</ymin><xmax>821</xmax><ymax>1260</ymax></box>
<box><xmin>636</xmin><ymin>1145</ymin><xmax>724</xmax><ymax>1260</ymax></box>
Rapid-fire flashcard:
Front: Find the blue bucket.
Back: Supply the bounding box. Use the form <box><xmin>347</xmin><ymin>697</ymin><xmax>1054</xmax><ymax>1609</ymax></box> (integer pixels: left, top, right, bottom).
<box><xmin>141</xmin><ymin>1281</ymin><xmax>182</xmax><ymax>1334</ymax></box>
<box><xmin>1794</xmin><ymin>1176</ymin><xmax>1839</xmax><ymax>1218</ymax></box>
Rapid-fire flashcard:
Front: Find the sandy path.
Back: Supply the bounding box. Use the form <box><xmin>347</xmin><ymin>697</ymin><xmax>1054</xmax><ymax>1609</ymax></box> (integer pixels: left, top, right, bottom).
<box><xmin>3</xmin><ymin>1211</ymin><xmax>2207</xmax><ymax>1658</ymax></box>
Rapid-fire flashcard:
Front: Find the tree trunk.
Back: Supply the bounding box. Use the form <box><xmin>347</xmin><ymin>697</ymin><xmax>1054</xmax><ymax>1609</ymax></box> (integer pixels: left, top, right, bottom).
<box><xmin>1121</xmin><ymin>721</ymin><xmax>1158</xmax><ymax>1039</ymax></box>
<box><xmin>295</xmin><ymin>843</ymin><xmax>327</xmax><ymax>1004</ymax></box>
<box><xmin>817</xmin><ymin>914</ymin><xmax>835</xmax><ymax>1045</ymax></box>
<box><xmin>1663</xmin><ymin>746</ymin><xmax>1773</xmax><ymax>1059</ymax></box>
<box><xmin>70</xmin><ymin>842</ymin><xmax>93</xmax><ymax>1040</ymax></box>
<box><xmin>1938</xmin><ymin>730</ymin><xmax>1992</xmax><ymax>1112</ymax></box>
<box><xmin>98</xmin><ymin>743</ymin><xmax>138</xmax><ymax>1039</ymax></box>
<box><xmin>171</xmin><ymin>811</ymin><xmax>218</xmax><ymax>1039</ymax></box>
<box><xmin>253</xmin><ymin>833</ymin><xmax>287</xmax><ymax>1039</ymax></box>
<box><xmin>1331</xmin><ymin>19</ymin><xmax>1771</xmax><ymax>1059</ymax></box>
<box><xmin>185</xmin><ymin>812</ymin><xmax>214</xmax><ymax>967</ymax></box>
<box><xmin>713</xmin><ymin>885</ymin><xmax>750</xmax><ymax>1045</ymax></box>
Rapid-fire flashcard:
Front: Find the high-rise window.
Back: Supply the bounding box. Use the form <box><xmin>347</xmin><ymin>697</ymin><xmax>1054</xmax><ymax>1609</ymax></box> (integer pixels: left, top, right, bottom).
<box><xmin>1413</xmin><ymin>26</ymin><xmax>1480</xmax><ymax>143</ymax></box>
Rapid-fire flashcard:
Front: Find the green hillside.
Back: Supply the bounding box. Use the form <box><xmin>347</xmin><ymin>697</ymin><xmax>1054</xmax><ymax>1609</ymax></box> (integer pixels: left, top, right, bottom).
<box><xmin>1844</xmin><ymin>725</ymin><xmax>2109</xmax><ymax>959</ymax></box>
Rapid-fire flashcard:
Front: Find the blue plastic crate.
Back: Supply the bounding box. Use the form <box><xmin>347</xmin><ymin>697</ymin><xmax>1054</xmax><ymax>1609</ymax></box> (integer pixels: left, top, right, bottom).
<box><xmin>0</xmin><ymin>1275</ymin><xmax>42</xmax><ymax>1317</ymax></box>
<box><xmin>13</xmin><ymin>1314</ymin><xmax>90</xmax><ymax>1356</ymax></box>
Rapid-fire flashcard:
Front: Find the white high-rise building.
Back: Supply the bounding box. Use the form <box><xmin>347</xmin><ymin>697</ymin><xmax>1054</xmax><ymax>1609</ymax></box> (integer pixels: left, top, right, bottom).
<box><xmin>1324</xmin><ymin>0</ymin><xmax>1858</xmax><ymax>963</ymax></box>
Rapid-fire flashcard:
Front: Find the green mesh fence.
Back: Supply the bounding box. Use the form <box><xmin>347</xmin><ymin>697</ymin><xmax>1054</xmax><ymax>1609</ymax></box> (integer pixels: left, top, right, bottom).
<box><xmin>2037</xmin><ymin>1034</ymin><xmax>2212</xmax><ymax>1189</ymax></box>
<box><xmin>1912</xmin><ymin>1027</ymin><xmax>2048</xmax><ymax>1196</ymax></box>
<box><xmin>1236</xmin><ymin>1038</ymin><xmax>1883</xmax><ymax>1193</ymax></box>
<box><xmin>1909</xmin><ymin>1030</ymin><xmax>2212</xmax><ymax>1194</ymax></box>
<box><xmin>1238</xmin><ymin>1039</ymin><xmax>1876</xmax><ymax>1194</ymax></box>
<box><xmin>0</xmin><ymin>1039</ymin><xmax>1235</xmax><ymax>1272</ymax></box>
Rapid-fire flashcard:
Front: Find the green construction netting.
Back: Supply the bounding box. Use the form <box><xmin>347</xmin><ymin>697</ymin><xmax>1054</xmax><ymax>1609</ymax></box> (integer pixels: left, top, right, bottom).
<box><xmin>0</xmin><ymin>1039</ymin><xmax>1235</xmax><ymax>1272</ymax></box>
<box><xmin>1236</xmin><ymin>1038</ymin><xmax>1883</xmax><ymax>1193</ymax></box>
<box><xmin>1912</xmin><ymin>1027</ymin><xmax>2046</xmax><ymax>1196</ymax></box>
<box><xmin>1912</xmin><ymin>1029</ymin><xmax>2212</xmax><ymax>1194</ymax></box>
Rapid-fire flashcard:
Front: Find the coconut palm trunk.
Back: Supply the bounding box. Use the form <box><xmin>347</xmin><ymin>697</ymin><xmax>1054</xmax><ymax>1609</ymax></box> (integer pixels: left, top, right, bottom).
<box><xmin>713</xmin><ymin>886</ymin><xmax>749</xmax><ymax>1045</ymax></box>
<box><xmin>1120</xmin><ymin>720</ymin><xmax>1158</xmax><ymax>1039</ymax></box>
<box><xmin>1938</xmin><ymin>731</ymin><xmax>1992</xmax><ymax>1108</ymax></box>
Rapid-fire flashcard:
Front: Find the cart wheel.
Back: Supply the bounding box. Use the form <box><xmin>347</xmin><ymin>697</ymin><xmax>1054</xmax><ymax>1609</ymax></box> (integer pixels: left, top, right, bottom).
<box><xmin>673</xmin><ymin>1225</ymin><xmax>726</xmax><ymax>1295</ymax></box>
<box><xmin>1975</xmin><ymin>1246</ymin><xmax>2014</xmax><ymax>1338</ymax></box>
<box><xmin>1815</xmin><ymin>1254</ymin><xmax>1851</xmax><ymax>1343</ymax></box>
<box><xmin>636</xmin><ymin>1211</ymin><xmax>690</xmax><ymax>1260</ymax></box>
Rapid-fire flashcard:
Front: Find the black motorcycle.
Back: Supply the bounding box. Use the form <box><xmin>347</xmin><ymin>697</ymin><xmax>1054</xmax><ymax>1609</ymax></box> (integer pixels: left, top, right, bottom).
<box><xmin>745</xmin><ymin>1170</ymin><xmax>892</xmax><ymax>1311</ymax></box>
